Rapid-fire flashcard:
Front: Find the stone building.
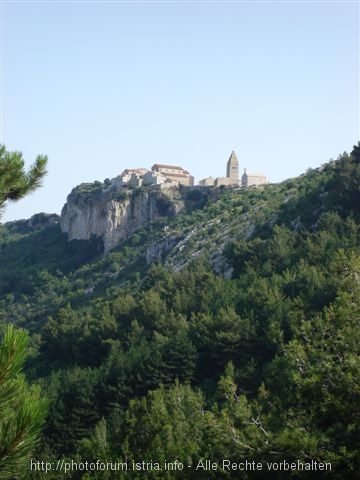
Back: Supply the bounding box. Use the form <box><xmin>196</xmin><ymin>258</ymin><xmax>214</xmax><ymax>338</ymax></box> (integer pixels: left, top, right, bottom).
<box><xmin>111</xmin><ymin>165</ymin><xmax>194</xmax><ymax>189</ymax></box>
<box><xmin>198</xmin><ymin>176</ymin><xmax>215</xmax><ymax>186</ymax></box>
<box><xmin>210</xmin><ymin>150</ymin><xmax>240</xmax><ymax>187</ymax></box>
<box><xmin>119</xmin><ymin>168</ymin><xmax>149</xmax><ymax>186</ymax></box>
<box><xmin>151</xmin><ymin>164</ymin><xmax>194</xmax><ymax>186</ymax></box>
<box><xmin>129</xmin><ymin>173</ymin><xmax>143</xmax><ymax>188</ymax></box>
<box><xmin>241</xmin><ymin>169</ymin><xmax>267</xmax><ymax>187</ymax></box>
<box><xmin>199</xmin><ymin>150</ymin><xmax>267</xmax><ymax>188</ymax></box>
<box><xmin>214</xmin><ymin>177</ymin><xmax>235</xmax><ymax>187</ymax></box>
<box><xmin>142</xmin><ymin>171</ymin><xmax>167</xmax><ymax>186</ymax></box>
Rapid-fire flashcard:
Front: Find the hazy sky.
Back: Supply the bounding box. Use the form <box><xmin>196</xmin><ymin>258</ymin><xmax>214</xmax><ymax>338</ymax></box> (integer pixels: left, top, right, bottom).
<box><xmin>1</xmin><ymin>0</ymin><xmax>359</xmax><ymax>222</ymax></box>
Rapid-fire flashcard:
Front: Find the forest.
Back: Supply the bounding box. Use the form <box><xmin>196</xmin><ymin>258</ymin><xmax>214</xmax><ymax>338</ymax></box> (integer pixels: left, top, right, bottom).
<box><xmin>0</xmin><ymin>144</ymin><xmax>359</xmax><ymax>479</ymax></box>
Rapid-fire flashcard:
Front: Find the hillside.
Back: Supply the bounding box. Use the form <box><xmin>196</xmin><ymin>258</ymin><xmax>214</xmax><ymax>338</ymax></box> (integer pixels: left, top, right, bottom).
<box><xmin>0</xmin><ymin>145</ymin><xmax>360</xmax><ymax>479</ymax></box>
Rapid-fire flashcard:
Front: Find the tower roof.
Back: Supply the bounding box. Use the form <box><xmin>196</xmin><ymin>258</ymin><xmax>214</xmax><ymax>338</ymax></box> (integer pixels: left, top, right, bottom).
<box><xmin>228</xmin><ymin>150</ymin><xmax>238</xmax><ymax>164</ymax></box>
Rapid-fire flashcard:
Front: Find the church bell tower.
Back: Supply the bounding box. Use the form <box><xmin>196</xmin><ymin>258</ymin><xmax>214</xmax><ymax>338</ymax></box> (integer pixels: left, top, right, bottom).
<box><xmin>226</xmin><ymin>150</ymin><xmax>239</xmax><ymax>182</ymax></box>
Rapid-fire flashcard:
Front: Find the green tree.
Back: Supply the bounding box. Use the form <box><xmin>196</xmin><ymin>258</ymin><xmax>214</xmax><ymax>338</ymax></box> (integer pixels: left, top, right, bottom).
<box><xmin>0</xmin><ymin>325</ymin><xmax>48</xmax><ymax>479</ymax></box>
<box><xmin>261</xmin><ymin>255</ymin><xmax>360</xmax><ymax>478</ymax></box>
<box><xmin>0</xmin><ymin>144</ymin><xmax>48</xmax><ymax>477</ymax></box>
<box><xmin>0</xmin><ymin>144</ymin><xmax>47</xmax><ymax>215</ymax></box>
<box><xmin>122</xmin><ymin>382</ymin><xmax>208</xmax><ymax>479</ymax></box>
<box><xmin>43</xmin><ymin>367</ymin><xmax>100</xmax><ymax>454</ymax></box>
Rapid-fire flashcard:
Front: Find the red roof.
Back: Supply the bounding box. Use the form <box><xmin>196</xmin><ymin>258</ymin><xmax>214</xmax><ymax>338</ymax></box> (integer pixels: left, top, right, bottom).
<box><xmin>152</xmin><ymin>164</ymin><xmax>188</xmax><ymax>174</ymax></box>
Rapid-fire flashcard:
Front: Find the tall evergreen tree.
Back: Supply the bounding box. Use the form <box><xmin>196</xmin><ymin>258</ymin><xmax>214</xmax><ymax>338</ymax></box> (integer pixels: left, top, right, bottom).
<box><xmin>0</xmin><ymin>144</ymin><xmax>47</xmax><ymax>216</ymax></box>
<box><xmin>0</xmin><ymin>325</ymin><xmax>48</xmax><ymax>479</ymax></box>
<box><xmin>0</xmin><ymin>145</ymin><xmax>48</xmax><ymax>477</ymax></box>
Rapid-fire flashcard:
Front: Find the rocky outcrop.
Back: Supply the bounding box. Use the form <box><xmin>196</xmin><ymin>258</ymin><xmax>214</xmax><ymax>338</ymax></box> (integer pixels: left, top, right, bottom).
<box><xmin>61</xmin><ymin>184</ymin><xmax>184</xmax><ymax>253</ymax></box>
<box><xmin>146</xmin><ymin>235</ymin><xmax>184</xmax><ymax>265</ymax></box>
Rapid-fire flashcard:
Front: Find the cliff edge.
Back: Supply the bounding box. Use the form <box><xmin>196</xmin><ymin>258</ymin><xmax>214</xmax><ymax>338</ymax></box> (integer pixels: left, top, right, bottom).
<box><xmin>60</xmin><ymin>182</ymin><xmax>185</xmax><ymax>253</ymax></box>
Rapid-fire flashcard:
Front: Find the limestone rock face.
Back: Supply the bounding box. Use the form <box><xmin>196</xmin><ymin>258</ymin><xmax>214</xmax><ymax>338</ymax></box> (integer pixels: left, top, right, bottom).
<box><xmin>60</xmin><ymin>185</ymin><xmax>184</xmax><ymax>253</ymax></box>
<box><xmin>146</xmin><ymin>235</ymin><xmax>182</xmax><ymax>265</ymax></box>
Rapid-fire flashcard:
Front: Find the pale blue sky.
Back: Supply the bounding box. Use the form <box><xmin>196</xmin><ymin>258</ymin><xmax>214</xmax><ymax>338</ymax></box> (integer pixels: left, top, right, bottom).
<box><xmin>1</xmin><ymin>0</ymin><xmax>359</xmax><ymax>222</ymax></box>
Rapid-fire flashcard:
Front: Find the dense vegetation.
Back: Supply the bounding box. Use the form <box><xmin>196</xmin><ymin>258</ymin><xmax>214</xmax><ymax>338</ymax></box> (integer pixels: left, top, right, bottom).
<box><xmin>1</xmin><ymin>144</ymin><xmax>359</xmax><ymax>479</ymax></box>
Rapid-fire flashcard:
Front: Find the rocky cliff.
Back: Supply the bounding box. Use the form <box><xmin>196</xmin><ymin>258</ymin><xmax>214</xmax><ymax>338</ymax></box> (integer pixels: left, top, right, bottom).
<box><xmin>60</xmin><ymin>183</ymin><xmax>185</xmax><ymax>253</ymax></box>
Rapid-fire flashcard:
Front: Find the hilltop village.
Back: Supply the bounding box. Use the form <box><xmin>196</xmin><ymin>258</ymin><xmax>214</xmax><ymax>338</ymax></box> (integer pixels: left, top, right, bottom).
<box><xmin>110</xmin><ymin>151</ymin><xmax>267</xmax><ymax>190</ymax></box>
<box><xmin>61</xmin><ymin>151</ymin><xmax>268</xmax><ymax>253</ymax></box>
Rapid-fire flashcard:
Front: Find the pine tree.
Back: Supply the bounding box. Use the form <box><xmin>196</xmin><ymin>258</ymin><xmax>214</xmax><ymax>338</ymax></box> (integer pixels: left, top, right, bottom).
<box><xmin>0</xmin><ymin>144</ymin><xmax>47</xmax><ymax>216</ymax></box>
<box><xmin>0</xmin><ymin>325</ymin><xmax>48</xmax><ymax>479</ymax></box>
<box><xmin>0</xmin><ymin>145</ymin><xmax>48</xmax><ymax>477</ymax></box>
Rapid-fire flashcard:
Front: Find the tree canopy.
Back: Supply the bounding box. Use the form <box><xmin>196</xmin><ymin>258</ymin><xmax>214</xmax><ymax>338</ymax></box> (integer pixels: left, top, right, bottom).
<box><xmin>1</xmin><ymin>144</ymin><xmax>360</xmax><ymax>479</ymax></box>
